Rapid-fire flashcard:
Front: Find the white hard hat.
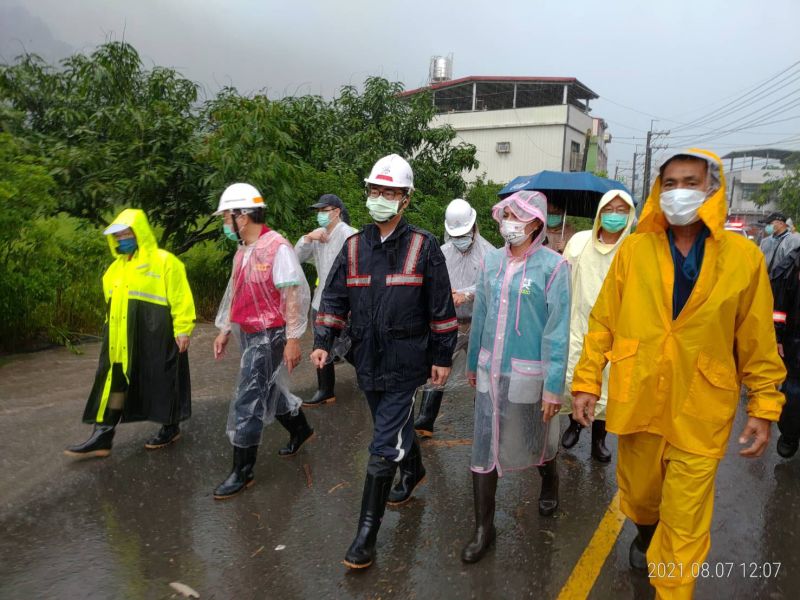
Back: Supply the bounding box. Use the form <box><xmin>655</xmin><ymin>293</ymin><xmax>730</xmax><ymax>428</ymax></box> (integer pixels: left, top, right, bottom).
<box><xmin>444</xmin><ymin>198</ymin><xmax>476</xmax><ymax>237</ymax></box>
<box><xmin>214</xmin><ymin>183</ymin><xmax>265</xmax><ymax>215</ymax></box>
<box><xmin>364</xmin><ymin>154</ymin><xmax>414</xmax><ymax>190</ymax></box>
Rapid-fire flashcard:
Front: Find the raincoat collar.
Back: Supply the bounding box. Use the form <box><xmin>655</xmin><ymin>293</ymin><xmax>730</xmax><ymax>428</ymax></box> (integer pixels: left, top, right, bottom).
<box><xmin>105</xmin><ymin>208</ymin><xmax>159</xmax><ymax>258</ymax></box>
<box><xmin>637</xmin><ymin>148</ymin><xmax>727</xmax><ymax>241</ymax></box>
<box><xmin>364</xmin><ymin>217</ymin><xmax>409</xmax><ymax>246</ymax></box>
<box><xmin>593</xmin><ymin>189</ymin><xmax>635</xmax><ymax>255</ymax></box>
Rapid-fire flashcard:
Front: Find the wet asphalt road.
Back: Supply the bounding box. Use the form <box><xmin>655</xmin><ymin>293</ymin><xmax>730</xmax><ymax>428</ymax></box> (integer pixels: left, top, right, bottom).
<box><xmin>1</xmin><ymin>323</ymin><xmax>800</xmax><ymax>599</ymax></box>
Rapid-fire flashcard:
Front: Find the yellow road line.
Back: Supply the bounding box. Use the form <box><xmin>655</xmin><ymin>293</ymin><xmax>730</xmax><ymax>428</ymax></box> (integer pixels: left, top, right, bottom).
<box><xmin>557</xmin><ymin>490</ymin><xmax>626</xmax><ymax>600</ymax></box>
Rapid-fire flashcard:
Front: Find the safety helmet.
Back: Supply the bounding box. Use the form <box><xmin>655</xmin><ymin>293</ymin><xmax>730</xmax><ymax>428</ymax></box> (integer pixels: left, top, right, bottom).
<box><xmin>214</xmin><ymin>183</ymin><xmax>265</xmax><ymax>215</ymax></box>
<box><xmin>364</xmin><ymin>154</ymin><xmax>414</xmax><ymax>190</ymax></box>
<box><xmin>444</xmin><ymin>199</ymin><xmax>477</xmax><ymax>237</ymax></box>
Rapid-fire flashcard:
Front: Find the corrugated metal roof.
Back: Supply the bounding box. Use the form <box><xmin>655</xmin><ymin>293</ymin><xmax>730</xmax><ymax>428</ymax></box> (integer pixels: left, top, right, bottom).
<box><xmin>401</xmin><ymin>75</ymin><xmax>599</xmax><ymax>100</ymax></box>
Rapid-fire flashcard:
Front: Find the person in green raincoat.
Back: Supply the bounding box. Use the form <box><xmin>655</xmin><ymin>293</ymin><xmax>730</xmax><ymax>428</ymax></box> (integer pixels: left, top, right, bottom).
<box><xmin>65</xmin><ymin>209</ymin><xmax>196</xmax><ymax>458</ymax></box>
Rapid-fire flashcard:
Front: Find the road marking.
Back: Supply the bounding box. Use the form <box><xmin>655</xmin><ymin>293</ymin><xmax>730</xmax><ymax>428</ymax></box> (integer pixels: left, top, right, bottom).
<box><xmin>557</xmin><ymin>490</ymin><xmax>626</xmax><ymax>600</ymax></box>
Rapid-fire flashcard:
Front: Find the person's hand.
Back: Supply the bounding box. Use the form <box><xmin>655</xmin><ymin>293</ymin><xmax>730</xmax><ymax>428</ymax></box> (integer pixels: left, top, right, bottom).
<box><xmin>452</xmin><ymin>292</ymin><xmax>468</xmax><ymax>307</ymax></box>
<box><xmin>778</xmin><ymin>343</ymin><xmax>784</xmax><ymax>358</ymax></box>
<box><xmin>284</xmin><ymin>338</ymin><xmax>301</xmax><ymax>374</ymax></box>
<box><xmin>467</xmin><ymin>372</ymin><xmax>477</xmax><ymax>388</ymax></box>
<box><xmin>430</xmin><ymin>365</ymin><xmax>451</xmax><ymax>387</ymax></box>
<box><xmin>305</xmin><ymin>228</ymin><xmax>329</xmax><ymax>243</ymax></box>
<box><xmin>554</xmin><ymin>238</ymin><xmax>566</xmax><ymax>252</ymax></box>
<box><xmin>738</xmin><ymin>416</ymin><xmax>771</xmax><ymax>457</ymax></box>
<box><xmin>175</xmin><ymin>335</ymin><xmax>190</xmax><ymax>353</ymax></box>
<box><xmin>572</xmin><ymin>392</ymin><xmax>599</xmax><ymax>426</ymax></box>
<box><xmin>542</xmin><ymin>402</ymin><xmax>560</xmax><ymax>423</ymax></box>
<box><xmin>214</xmin><ymin>332</ymin><xmax>230</xmax><ymax>360</ymax></box>
<box><xmin>310</xmin><ymin>349</ymin><xmax>329</xmax><ymax>369</ymax></box>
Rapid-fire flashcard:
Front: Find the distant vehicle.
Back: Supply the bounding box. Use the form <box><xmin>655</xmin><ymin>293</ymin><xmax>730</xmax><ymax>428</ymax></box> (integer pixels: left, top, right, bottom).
<box><xmin>724</xmin><ymin>221</ymin><xmax>752</xmax><ymax>239</ymax></box>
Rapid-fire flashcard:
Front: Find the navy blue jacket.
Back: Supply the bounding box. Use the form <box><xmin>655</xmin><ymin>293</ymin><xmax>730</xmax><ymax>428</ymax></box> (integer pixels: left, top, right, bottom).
<box><xmin>314</xmin><ymin>219</ymin><xmax>458</xmax><ymax>391</ymax></box>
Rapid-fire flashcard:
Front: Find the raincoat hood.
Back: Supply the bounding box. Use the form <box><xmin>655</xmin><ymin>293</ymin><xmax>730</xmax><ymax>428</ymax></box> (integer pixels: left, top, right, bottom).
<box><xmin>593</xmin><ymin>189</ymin><xmax>636</xmax><ymax>255</ymax></box>
<box><xmin>492</xmin><ymin>190</ymin><xmax>548</xmax><ymax>255</ymax></box>
<box><xmin>638</xmin><ymin>148</ymin><xmax>727</xmax><ymax>240</ymax></box>
<box><xmin>105</xmin><ymin>209</ymin><xmax>159</xmax><ymax>257</ymax></box>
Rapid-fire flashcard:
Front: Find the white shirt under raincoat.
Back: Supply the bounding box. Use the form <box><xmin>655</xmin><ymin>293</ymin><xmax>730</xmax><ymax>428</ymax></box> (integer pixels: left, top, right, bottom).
<box><xmin>467</xmin><ymin>191</ymin><xmax>571</xmax><ymax>475</ymax></box>
<box><xmin>561</xmin><ymin>190</ymin><xmax>636</xmax><ymax>420</ymax></box>
<box><xmin>294</xmin><ymin>221</ymin><xmax>357</xmax><ymax>310</ymax></box>
<box><xmin>422</xmin><ymin>231</ymin><xmax>496</xmax><ymax>392</ymax></box>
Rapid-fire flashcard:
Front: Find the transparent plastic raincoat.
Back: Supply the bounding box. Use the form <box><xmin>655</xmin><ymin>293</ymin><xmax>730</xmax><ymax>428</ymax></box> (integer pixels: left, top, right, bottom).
<box><xmin>466</xmin><ymin>191</ymin><xmax>571</xmax><ymax>475</ymax></box>
<box><xmin>561</xmin><ymin>190</ymin><xmax>636</xmax><ymax>419</ymax></box>
<box><xmin>294</xmin><ymin>221</ymin><xmax>357</xmax><ymax>310</ymax></box>
<box><xmin>421</xmin><ymin>231</ymin><xmax>496</xmax><ymax>393</ymax></box>
<box><xmin>216</xmin><ymin>226</ymin><xmax>311</xmax><ymax>447</ymax></box>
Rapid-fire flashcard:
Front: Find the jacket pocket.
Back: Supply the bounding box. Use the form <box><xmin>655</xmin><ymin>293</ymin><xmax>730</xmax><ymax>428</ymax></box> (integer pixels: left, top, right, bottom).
<box><xmin>604</xmin><ymin>337</ymin><xmax>639</xmax><ymax>403</ymax></box>
<box><xmin>508</xmin><ymin>358</ymin><xmax>544</xmax><ymax>404</ymax></box>
<box><xmin>476</xmin><ymin>348</ymin><xmax>491</xmax><ymax>394</ymax></box>
<box><xmin>683</xmin><ymin>352</ymin><xmax>739</xmax><ymax>425</ymax></box>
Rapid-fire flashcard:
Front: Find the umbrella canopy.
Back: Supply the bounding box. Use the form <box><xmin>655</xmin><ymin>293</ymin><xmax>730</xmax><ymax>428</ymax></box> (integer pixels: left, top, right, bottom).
<box><xmin>498</xmin><ymin>171</ymin><xmax>634</xmax><ymax>219</ymax></box>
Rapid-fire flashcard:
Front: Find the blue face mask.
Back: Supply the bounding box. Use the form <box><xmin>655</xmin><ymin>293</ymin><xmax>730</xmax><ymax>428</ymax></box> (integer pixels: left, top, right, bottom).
<box><xmin>317</xmin><ymin>211</ymin><xmax>331</xmax><ymax>228</ymax></box>
<box><xmin>223</xmin><ymin>223</ymin><xmax>239</xmax><ymax>241</ymax></box>
<box><xmin>600</xmin><ymin>213</ymin><xmax>628</xmax><ymax>234</ymax></box>
<box><xmin>116</xmin><ymin>238</ymin><xmax>138</xmax><ymax>254</ymax></box>
<box><xmin>547</xmin><ymin>214</ymin><xmax>563</xmax><ymax>228</ymax></box>
<box><xmin>765</xmin><ymin>224</ymin><xmax>775</xmax><ymax>236</ymax></box>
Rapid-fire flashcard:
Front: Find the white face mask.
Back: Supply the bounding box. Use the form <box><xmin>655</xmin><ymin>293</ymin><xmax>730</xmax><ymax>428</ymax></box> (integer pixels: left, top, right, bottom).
<box><xmin>500</xmin><ymin>219</ymin><xmax>529</xmax><ymax>246</ymax></box>
<box><xmin>659</xmin><ymin>189</ymin><xmax>707</xmax><ymax>226</ymax></box>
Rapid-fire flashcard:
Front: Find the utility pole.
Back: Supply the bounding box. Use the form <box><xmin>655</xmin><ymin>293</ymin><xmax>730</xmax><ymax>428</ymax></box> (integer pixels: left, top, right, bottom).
<box><xmin>631</xmin><ymin>148</ymin><xmax>638</xmax><ymax>200</ymax></box>
<box><xmin>614</xmin><ymin>162</ymin><xmax>620</xmax><ymax>180</ymax></box>
<box><xmin>643</xmin><ymin>120</ymin><xmax>670</xmax><ymax>198</ymax></box>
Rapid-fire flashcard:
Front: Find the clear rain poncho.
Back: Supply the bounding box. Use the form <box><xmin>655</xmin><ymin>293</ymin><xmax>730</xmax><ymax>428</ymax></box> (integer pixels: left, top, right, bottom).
<box><xmin>421</xmin><ymin>230</ymin><xmax>496</xmax><ymax>393</ymax></box>
<box><xmin>561</xmin><ymin>189</ymin><xmax>636</xmax><ymax>420</ymax></box>
<box><xmin>467</xmin><ymin>190</ymin><xmax>571</xmax><ymax>475</ymax></box>
<box><xmin>215</xmin><ymin>227</ymin><xmax>310</xmax><ymax>447</ymax></box>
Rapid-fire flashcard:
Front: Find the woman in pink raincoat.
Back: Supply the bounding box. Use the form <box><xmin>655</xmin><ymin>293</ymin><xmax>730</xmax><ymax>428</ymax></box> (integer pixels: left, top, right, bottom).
<box><xmin>462</xmin><ymin>190</ymin><xmax>571</xmax><ymax>563</ymax></box>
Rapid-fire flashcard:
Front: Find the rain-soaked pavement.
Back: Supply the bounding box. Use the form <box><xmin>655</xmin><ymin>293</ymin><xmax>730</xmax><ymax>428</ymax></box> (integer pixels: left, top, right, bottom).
<box><xmin>1</xmin><ymin>323</ymin><xmax>800</xmax><ymax>599</ymax></box>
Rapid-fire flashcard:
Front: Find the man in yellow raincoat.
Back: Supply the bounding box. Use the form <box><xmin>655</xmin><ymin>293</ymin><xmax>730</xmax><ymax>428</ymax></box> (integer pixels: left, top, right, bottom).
<box><xmin>65</xmin><ymin>209</ymin><xmax>196</xmax><ymax>458</ymax></box>
<box><xmin>572</xmin><ymin>149</ymin><xmax>785</xmax><ymax>599</ymax></box>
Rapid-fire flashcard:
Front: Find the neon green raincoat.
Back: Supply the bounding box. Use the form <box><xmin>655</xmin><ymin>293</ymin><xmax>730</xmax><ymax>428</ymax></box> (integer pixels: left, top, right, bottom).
<box><xmin>82</xmin><ymin>209</ymin><xmax>196</xmax><ymax>425</ymax></box>
<box><xmin>572</xmin><ymin>149</ymin><xmax>785</xmax><ymax>458</ymax></box>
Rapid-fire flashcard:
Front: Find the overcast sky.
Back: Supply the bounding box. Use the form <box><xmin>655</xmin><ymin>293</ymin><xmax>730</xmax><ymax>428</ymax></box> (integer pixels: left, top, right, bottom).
<box><xmin>3</xmin><ymin>0</ymin><xmax>799</xmax><ymax>179</ymax></box>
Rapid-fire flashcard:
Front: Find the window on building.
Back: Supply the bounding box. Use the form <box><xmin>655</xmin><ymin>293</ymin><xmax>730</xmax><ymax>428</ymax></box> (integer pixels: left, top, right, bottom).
<box><xmin>496</xmin><ymin>141</ymin><xmax>511</xmax><ymax>154</ymax></box>
<box><xmin>569</xmin><ymin>141</ymin><xmax>582</xmax><ymax>171</ymax></box>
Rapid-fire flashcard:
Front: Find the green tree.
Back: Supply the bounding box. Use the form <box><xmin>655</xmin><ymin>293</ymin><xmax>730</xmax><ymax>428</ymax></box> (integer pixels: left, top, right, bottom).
<box><xmin>754</xmin><ymin>165</ymin><xmax>800</xmax><ymax>222</ymax></box>
<box><xmin>0</xmin><ymin>42</ymin><xmax>210</xmax><ymax>252</ymax></box>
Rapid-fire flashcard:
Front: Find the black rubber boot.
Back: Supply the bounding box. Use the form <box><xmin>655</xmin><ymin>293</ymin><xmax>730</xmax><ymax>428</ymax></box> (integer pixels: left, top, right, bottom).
<box><xmin>387</xmin><ymin>437</ymin><xmax>426</xmax><ymax>506</ymax></box>
<box><xmin>64</xmin><ymin>409</ymin><xmax>122</xmax><ymax>459</ymax></box>
<box><xmin>591</xmin><ymin>419</ymin><xmax>612</xmax><ymax>463</ymax></box>
<box><xmin>343</xmin><ymin>455</ymin><xmax>397</xmax><ymax>569</ymax></box>
<box><xmin>276</xmin><ymin>409</ymin><xmax>315</xmax><ymax>457</ymax></box>
<box><xmin>777</xmin><ymin>434</ymin><xmax>799</xmax><ymax>458</ymax></box>
<box><xmin>461</xmin><ymin>470</ymin><xmax>498</xmax><ymax>563</ymax></box>
<box><xmin>414</xmin><ymin>390</ymin><xmax>444</xmax><ymax>438</ymax></box>
<box><xmin>144</xmin><ymin>424</ymin><xmax>181</xmax><ymax>449</ymax></box>
<box><xmin>537</xmin><ymin>457</ymin><xmax>560</xmax><ymax>516</ymax></box>
<box><xmin>629</xmin><ymin>522</ymin><xmax>658</xmax><ymax>570</ymax></box>
<box><xmin>213</xmin><ymin>445</ymin><xmax>258</xmax><ymax>500</ymax></box>
<box><xmin>561</xmin><ymin>415</ymin><xmax>583</xmax><ymax>449</ymax></box>
<box><xmin>303</xmin><ymin>362</ymin><xmax>336</xmax><ymax>407</ymax></box>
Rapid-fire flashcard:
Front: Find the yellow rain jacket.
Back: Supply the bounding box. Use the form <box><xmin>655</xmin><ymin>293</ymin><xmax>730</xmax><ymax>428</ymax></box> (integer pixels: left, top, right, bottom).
<box><xmin>561</xmin><ymin>189</ymin><xmax>636</xmax><ymax>419</ymax></box>
<box><xmin>82</xmin><ymin>209</ymin><xmax>196</xmax><ymax>424</ymax></box>
<box><xmin>572</xmin><ymin>149</ymin><xmax>785</xmax><ymax>458</ymax></box>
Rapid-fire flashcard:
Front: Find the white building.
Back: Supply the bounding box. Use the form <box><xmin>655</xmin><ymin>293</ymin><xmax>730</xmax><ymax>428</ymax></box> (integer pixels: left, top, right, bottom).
<box><xmin>722</xmin><ymin>149</ymin><xmax>793</xmax><ymax>223</ymax></box>
<box><xmin>402</xmin><ymin>75</ymin><xmax>604</xmax><ymax>184</ymax></box>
